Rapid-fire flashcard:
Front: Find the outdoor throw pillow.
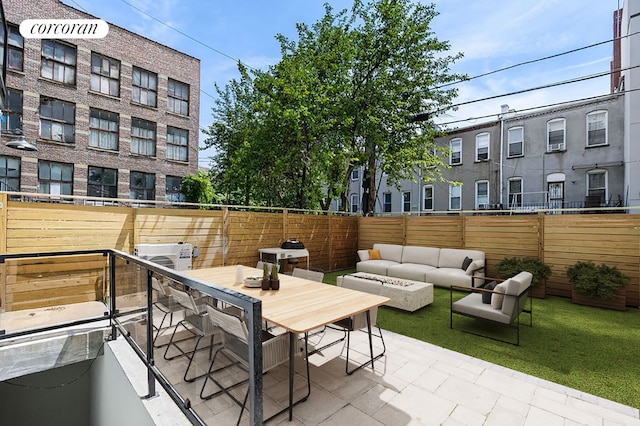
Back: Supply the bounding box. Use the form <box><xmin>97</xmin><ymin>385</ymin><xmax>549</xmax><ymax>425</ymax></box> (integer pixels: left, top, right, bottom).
<box><xmin>461</xmin><ymin>256</ymin><xmax>473</xmax><ymax>271</ymax></box>
<box><xmin>482</xmin><ymin>281</ymin><xmax>496</xmax><ymax>304</ymax></box>
<box><xmin>368</xmin><ymin>249</ymin><xmax>381</xmax><ymax>260</ymax></box>
<box><xmin>491</xmin><ymin>281</ymin><xmax>508</xmax><ymax>309</ymax></box>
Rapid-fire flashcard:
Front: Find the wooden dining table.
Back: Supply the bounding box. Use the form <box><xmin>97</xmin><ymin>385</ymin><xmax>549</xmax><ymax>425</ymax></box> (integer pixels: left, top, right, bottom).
<box><xmin>185</xmin><ymin>265</ymin><xmax>390</xmax><ymax>421</ymax></box>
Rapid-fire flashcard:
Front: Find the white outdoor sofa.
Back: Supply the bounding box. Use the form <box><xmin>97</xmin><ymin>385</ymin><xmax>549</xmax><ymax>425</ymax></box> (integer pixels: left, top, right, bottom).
<box><xmin>357</xmin><ymin>243</ymin><xmax>485</xmax><ymax>288</ymax></box>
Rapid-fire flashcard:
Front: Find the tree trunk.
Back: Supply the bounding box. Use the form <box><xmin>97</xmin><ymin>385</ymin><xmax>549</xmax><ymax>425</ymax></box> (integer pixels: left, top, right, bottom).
<box><xmin>367</xmin><ymin>155</ymin><xmax>376</xmax><ymax>215</ymax></box>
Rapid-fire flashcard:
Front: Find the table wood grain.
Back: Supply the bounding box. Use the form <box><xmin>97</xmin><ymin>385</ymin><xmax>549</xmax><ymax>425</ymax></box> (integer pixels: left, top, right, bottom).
<box><xmin>186</xmin><ymin>266</ymin><xmax>390</xmax><ymax>333</ymax></box>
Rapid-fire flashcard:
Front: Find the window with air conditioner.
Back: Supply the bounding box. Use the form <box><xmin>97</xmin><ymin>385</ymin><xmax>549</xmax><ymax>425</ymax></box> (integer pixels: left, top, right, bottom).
<box><xmin>547</xmin><ymin>118</ymin><xmax>565</xmax><ymax>152</ymax></box>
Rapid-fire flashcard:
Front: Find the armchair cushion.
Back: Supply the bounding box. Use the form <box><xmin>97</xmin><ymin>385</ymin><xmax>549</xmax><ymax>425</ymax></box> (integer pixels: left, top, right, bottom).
<box><xmin>491</xmin><ymin>280</ymin><xmax>509</xmax><ymax>309</ymax></box>
<box><xmin>482</xmin><ymin>281</ymin><xmax>496</xmax><ymax>304</ymax></box>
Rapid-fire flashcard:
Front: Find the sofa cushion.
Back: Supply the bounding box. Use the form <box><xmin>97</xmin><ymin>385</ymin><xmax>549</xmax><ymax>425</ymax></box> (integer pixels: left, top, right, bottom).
<box><xmin>356</xmin><ymin>259</ymin><xmax>399</xmax><ymax>276</ymax></box>
<box><xmin>373</xmin><ymin>243</ymin><xmax>404</xmax><ymax>263</ymax></box>
<box><xmin>368</xmin><ymin>249</ymin><xmax>381</xmax><ymax>260</ymax></box>
<box><xmin>491</xmin><ymin>281</ymin><xmax>509</xmax><ymax>309</ymax></box>
<box><xmin>461</xmin><ymin>256</ymin><xmax>473</xmax><ymax>271</ymax></box>
<box><xmin>401</xmin><ymin>246</ymin><xmax>440</xmax><ymax>267</ymax></box>
<box><xmin>388</xmin><ymin>263</ymin><xmax>435</xmax><ymax>282</ymax></box>
<box><xmin>425</xmin><ymin>268</ymin><xmax>473</xmax><ymax>288</ymax></box>
<box><xmin>357</xmin><ymin>250</ymin><xmax>369</xmax><ymax>261</ymax></box>
<box><xmin>465</xmin><ymin>259</ymin><xmax>485</xmax><ymax>275</ymax></box>
<box><xmin>438</xmin><ymin>248</ymin><xmax>485</xmax><ymax>269</ymax></box>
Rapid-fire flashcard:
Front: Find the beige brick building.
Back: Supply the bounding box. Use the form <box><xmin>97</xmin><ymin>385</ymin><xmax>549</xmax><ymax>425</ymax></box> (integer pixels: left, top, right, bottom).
<box><xmin>0</xmin><ymin>0</ymin><xmax>200</xmax><ymax>202</ymax></box>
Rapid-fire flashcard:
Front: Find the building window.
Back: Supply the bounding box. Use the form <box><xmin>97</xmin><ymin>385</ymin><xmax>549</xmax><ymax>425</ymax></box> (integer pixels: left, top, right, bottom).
<box><xmin>449</xmin><ymin>138</ymin><xmax>462</xmax><ymax>165</ymax></box>
<box><xmin>508</xmin><ymin>178</ymin><xmax>523</xmax><ymax>207</ymax></box>
<box><xmin>167</xmin><ymin>78</ymin><xmax>189</xmax><ymax>115</ymax></box>
<box><xmin>131</xmin><ymin>118</ymin><xmax>156</xmax><ymax>157</ymax></box>
<box><xmin>402</xmin><ymin>191</ymin><xmax>411</xmax><ymax>213</ymax></box>
<box><xmin>0</xmin><ymin>156</ymin><xmax>20</xmax><ymax>192</ymax></box>
<box><xmin>547</xmin><ymin>118</ymin><xmax>565</xmax><ymax>151</ymax></box>
<box><xmin>2</xmin><ymin>89</ymin><xmax>23</xmax><ymax>133</ymax></box>
<box><xmin>0</xmin><ymin>24</ymin><xmax>24</xmax><ymax>71</ymax></box>
<box><xmin>475</xmin><ymin>180</ymin><xmax>489</xmax><ymax>209</ymax></box>
<box><xmin>449</xmin><ymin>184</ymin><xmax>461</xmax><ymax>210</ymax></box>
<box><xmin>587</xmin><ymin>170</ymin><xmax>607</xmax><ymax>204</ymax></box>
<box><xmin>167</xmin><ymin>126</ymin><xmax>188</xmax><ymax>161</ymax></box>
<box><xmin>130</xmin><ymin>171</ymin><xmax>156</xmax><ymax>200</ymax></box>
<box><xmin>38</xmin><ymin>161</ymin><xmax>73</xmax><ymax>196</ymax></box>
<box><xmin>91</xmin><ymin>52</ymin><xmax>120</xmax><ymax>97</ymax></box>
<box><xmin>383</xmin><ymin>193</ymin><xmax>392</xmax><ymax>213</ymax></box>
<box><xmin>586</xmin><ymin>110</ymin><xmax>607</xmax><ymax>147</ymax></box>
<box><xmin>88</xmin><ymin>166</ymin><xmax>118</xmax><ymax>198</ymax></box>
<box><xmin>41</xmin><ymin>40</ymin><xmax>76</xmax><ymax>85</ymax></box>
<box><xmin>423</xmin><ymin>185</ymin><xmax>433</xmax><ymax>211</ymax></box>
<box><xmin>475</xmin><ymin>133</ymin><xmax>489</xmax><ymax>161</ymax></box>
<box><xmin>165</xmin><ymin>175</ymin><xmax>184</xmax><ymax>202</ymax></box>
<box><xmin>132</xmin><ymin>67</ymin><xmax>157</xmax><ymax>107</ymax></box>
<box><xmin>351</xmin><ymin>169</ymin><xmax>359</xmax><ymax>180</ymax></box>
<box><xmin>508</xmin><ymin>126</ymin><xmax>524</xmax><ymax>157</ymax></box>
<box><xmin>39</xmin><ymin>97</ymin><xmax>75</xmax><ymax>143</ymax></box>
<box><xmin>350</xmin><ymin>194</ymin><xmax>358</xmax><ymax>213</ymax></box>
<box><xmin>89</xmin><ymin>109</ymin><xmax>119</xmax><ymax>151</ymax></box>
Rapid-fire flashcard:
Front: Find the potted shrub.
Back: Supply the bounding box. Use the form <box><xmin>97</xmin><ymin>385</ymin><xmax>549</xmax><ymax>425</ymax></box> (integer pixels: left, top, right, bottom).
<box><xmin>566</xmin><ymin>261</ymin><xmax>629</xmax><ymax>311</ymax></box>
<box><xmin>495</xmin><ymin>256</ymin><xmax>552</xmax><ymax>298</ymax></box>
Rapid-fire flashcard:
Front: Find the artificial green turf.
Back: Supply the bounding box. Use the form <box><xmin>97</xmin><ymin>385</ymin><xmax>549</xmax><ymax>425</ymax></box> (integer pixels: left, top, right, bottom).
<box><xmin>324</xmin><ymin>269</ymin><xmax>640</xmax><ymax>408</ymax></box>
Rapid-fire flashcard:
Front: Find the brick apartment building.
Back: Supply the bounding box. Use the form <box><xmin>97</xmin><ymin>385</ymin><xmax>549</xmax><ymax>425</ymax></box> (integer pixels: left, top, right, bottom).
<box><xmin>0</xmin><ymin>0</ymin><xmax>200</xmax><ymax>203</ymax></box>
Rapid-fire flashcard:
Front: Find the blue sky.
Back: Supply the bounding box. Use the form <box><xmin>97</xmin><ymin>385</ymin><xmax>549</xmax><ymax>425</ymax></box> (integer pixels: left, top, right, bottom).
<box><xmin>60</xmin><ymin>0</ymin><xmax>621</xmax><ymax>166</ymax></box>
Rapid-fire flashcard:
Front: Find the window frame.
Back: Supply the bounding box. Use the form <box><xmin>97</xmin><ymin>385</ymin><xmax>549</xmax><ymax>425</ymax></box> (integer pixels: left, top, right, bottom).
<box><xmin>130</xmin><ymin>171</ymin><xmax>156</xmax><ymax>200</ymax></box>
<box><xmin>507</xmin><ymin>126</ymin><xmax>524</xmax><ymax>157</ymax></box>
<box><xmin>586</xmin><ymin>110</ymin><xmax>608</xmax><ymax>147</ymax></box>
<box><xmin>130</xmin><ymin>118</ymin><xmax>156</xmax><ymax>157</ymax></box>
<box><xmin>89</xmin><ymin>108</ymin><xmax>119</xmax><ymax>151</ymax></box>
<box><xmin>402</xmin><ymin>191</ymin><xmax>411</xmax><ymax>213</ymax></box>
<box><xmin>475</xmin><ymin>180</ymin><xmax>489</xmax><ymax>209</ymax></box>
<box><xmin>422</xmin><ymin>184</ymin><xmax>434</xmax><ymax>211</ymax></box>
<box><xmin>383</xmin><ymin>192</ymin><xmax>392</xmax><ymax>213</ymax></box>
<box><xmin>449</xmin><ymin>184</ymin><xmax>461</xmax><ymax>211</ymax></box>
<box><xmin>547</xmin><ymin>118</ymin><xmax>566</xmax><ymax>152</ymax></box>
<box><xmin>41</xmin><ymin>40</ymin><xmax>77</xmax><ymax>85</ymax></box>
<box><xmin>475</xmin><ymin>132</ymin><xmax>490</xmax><ymax>162</ymax></box>
<box><xmin>449</xmin><ymin>138</ymin><xmax>462</xmax><ymax>165</ymax></box>
<box><xmin>586</xmin><ymin>169</ymin><xmax>608</xmax><ymax>202</ymax></box>
<box><xmin>166</xmin><ymin>126</ymin><xmax>188</xmax><ymax>162</ymax></box>
<box><xmin>1</xmin><ymin>23</ymin><xmax>24</xmax><ymax>71</ymax></box>
<box><xmin>165</xmin><ymin>175</ymin><xmax>185</xmax><ymax>202</ymax></box>
<box><xmin>0</xmin><ymin>156</ymin><xmax>21</xmax><ymax>192</ymax></box>
<box><xmin>167</xmin><ymin>78</ymin><xmax>189</xmax><ymax>115</ymax></box>
<box><xmin>351</xmin><ymin>169</ymin><xmax>359</xmax><ymax>180</ymax></box>
<box><xmin>38</xmin><ymin>160</ymin><xmax>73</xmax><ymax>196</ymax></box>
<box><xmin>350</xmin><ymin>194</ymin><xmax>358</xmax><ymax>213</ymax></box>
<box><xmin>508</xmin><ymin>177</ymin><xmax>523</xmax><ymax>207</ymax></box>
<box><xmin>39</xmin><ymin>97</ymin><xmax>75</xmax><ymax>144</ymax></box>
<box><xmin>132</xmin><ymin>66</ymin><xmax>158</xmax><ymax>107</ymax></box>
<box><xmin>2</xmin><ymin>88</ymin><xmax>23</xmax><ymax>133</ymax></box>
<box><xmin>87</xmin><ymin>166</ymin><xmax>118</xmax><ymax>199</ymax></box>
<box><xmin>90</xmin><ymin>52</ymin><xmax>121</xmax><ymax>97</ymax></box>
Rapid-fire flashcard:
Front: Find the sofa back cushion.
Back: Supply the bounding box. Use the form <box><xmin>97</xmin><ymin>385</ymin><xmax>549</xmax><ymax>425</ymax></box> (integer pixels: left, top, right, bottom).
<box><xmin>373</xmin><ymin>243</ymin><xmax>404</xmax><ymax>263</ymax></box>
<box><xmin>438</xmin><ymin>248</ymin><xmax>485</xmax><ymax>269</ymax></box>
<box><xmin>401</xmin><ymin>246</ymin><xmax>440</xmax><ymax>266</ymax></box>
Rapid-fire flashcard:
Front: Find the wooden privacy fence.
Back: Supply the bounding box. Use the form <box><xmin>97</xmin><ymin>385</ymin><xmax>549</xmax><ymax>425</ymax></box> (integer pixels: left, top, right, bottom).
<box><xmin>359</xmin><ymin>213</ymin><xmax>640</xmax><ymax>307</ymax></box>
<box><xmin>1</xmin><ymin>192</ymin><xmax>638</xmax><ymax>310</ymax></box>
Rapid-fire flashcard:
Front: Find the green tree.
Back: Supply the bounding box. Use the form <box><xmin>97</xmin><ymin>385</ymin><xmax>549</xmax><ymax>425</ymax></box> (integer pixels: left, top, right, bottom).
<box><xmin>203</xmin><ymin>0</ymin><xmax>463</xmax><ymax>212</ymax></box>
<box><xmin>181</xmin><ymin>170</ymin><xmax>216</xmax><ymax>207</ymax></box>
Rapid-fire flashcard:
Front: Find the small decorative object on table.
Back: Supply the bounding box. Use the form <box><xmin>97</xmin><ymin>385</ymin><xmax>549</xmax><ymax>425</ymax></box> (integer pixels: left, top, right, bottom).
<box><xmin>262</xmin><ymin>263</ymin><xmax>271</xmax><ymax>290</ymax></box>
<box><xmin>244</xmin><ymin>276</ymin><xmax>262</xmax><ymax>288</ymax></box>
<box><xmin>270</xmin><ymin>263</ymin><xmax>280</xmax><ymax>290</ymax></box>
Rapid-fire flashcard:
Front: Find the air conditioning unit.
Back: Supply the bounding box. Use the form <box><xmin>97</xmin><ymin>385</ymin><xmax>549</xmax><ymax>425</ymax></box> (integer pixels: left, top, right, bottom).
<box><xmin>134</xmin><ymin>243</ymin><xmax>193</xmax><ymax>271</ymax></box>
<box><xmin>549</xmin><ymin>143</ymin><xmax>564</xmax><ymax>151</ymax></box>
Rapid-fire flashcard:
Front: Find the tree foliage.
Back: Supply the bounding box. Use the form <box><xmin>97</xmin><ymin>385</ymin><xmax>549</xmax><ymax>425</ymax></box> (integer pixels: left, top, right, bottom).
<box><xmin>181</xmin><ymin>170</ymin><xmax>216</xmax><ymax>207</ymax></box>
<box><xmin>202</xmin><ymin>0</ymin><xmax>463</xmax><ymax>212</ymax></box>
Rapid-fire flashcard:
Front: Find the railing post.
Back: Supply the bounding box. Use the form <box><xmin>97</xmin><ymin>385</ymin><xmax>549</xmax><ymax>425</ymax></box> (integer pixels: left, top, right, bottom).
<box><xmin>145</xmin><ymin>269</ymin><xmax>156</xmax><ymax>399</ymax></box>
<box><xmin>109</xmin><ymin>252</ymin><xmax>117</xmax><ymax>341</ymax></box>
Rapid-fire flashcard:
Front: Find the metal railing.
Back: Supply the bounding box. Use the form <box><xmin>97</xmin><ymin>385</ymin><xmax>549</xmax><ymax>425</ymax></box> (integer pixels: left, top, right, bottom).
<box><xmin>0</xmin><ymin>249</ymin><xmax>265</xmax><ymax>426</ymax></box>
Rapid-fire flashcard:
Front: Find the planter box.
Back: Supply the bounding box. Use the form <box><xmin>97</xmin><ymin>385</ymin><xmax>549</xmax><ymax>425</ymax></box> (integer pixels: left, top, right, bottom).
<box><xmin>530</xmin><ymin>278</ymin><xmax>546</xmax><ymax>299</ymax></box>
<box><xmin>571</xmin><ymin>287</ymin><xmax>626</xmax><ymax>311</ymax></box>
